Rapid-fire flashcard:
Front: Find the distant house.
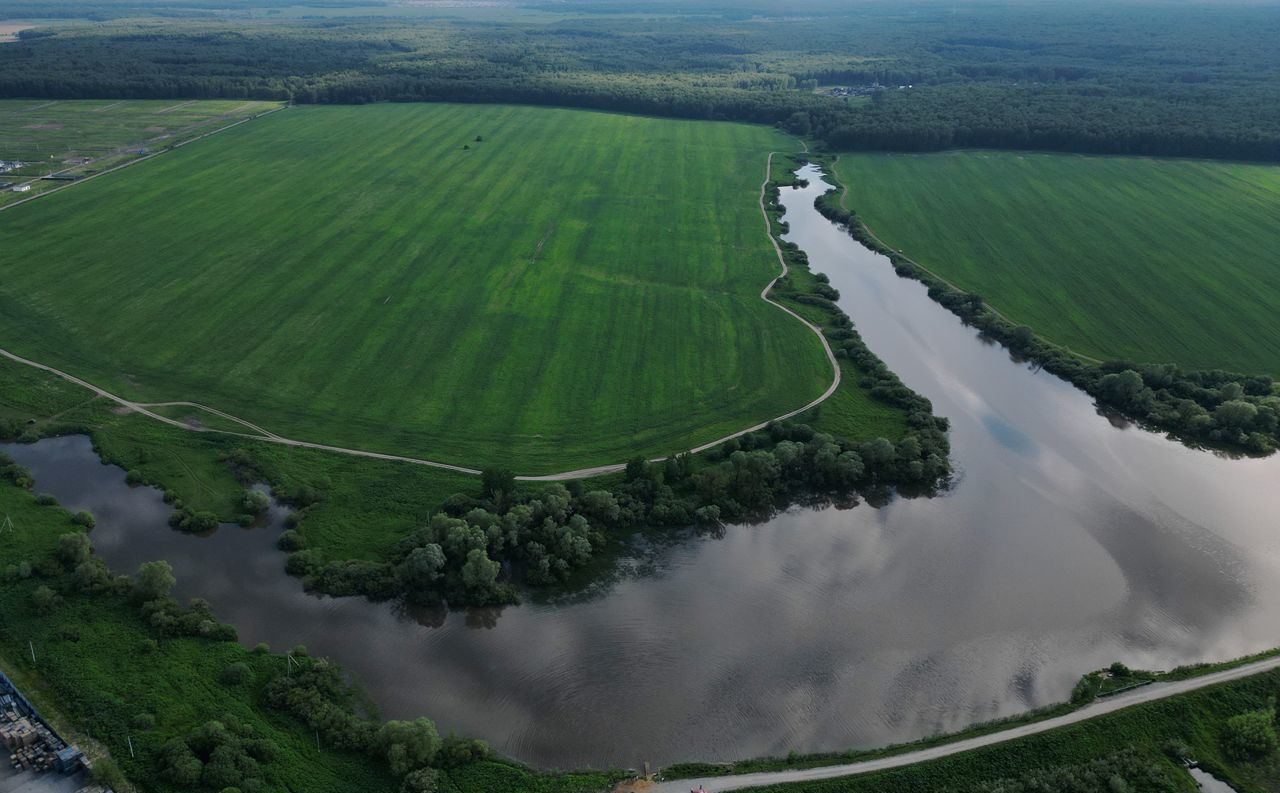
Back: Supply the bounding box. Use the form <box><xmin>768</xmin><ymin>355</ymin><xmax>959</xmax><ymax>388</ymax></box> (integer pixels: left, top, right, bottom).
<box><xmin>11</xmin><ymin>183</ymin><xmax>31</xmax><ymax>193</ymax></box>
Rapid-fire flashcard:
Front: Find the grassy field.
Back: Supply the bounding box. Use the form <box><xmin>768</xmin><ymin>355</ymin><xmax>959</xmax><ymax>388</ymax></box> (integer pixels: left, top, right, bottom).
<box><xmin>833</xmin><ymin>151</ymin><xmax>1280</xmax><ymax>375</ymax></box>
<box><xmin>0</xmin><ymin>103</ymin><xmax>832</xmax><ymax>473</ymax></box>
<box><xmin>0</xmin><ymin>98</ymin><xmax>280</xmax><ymax>205</ymax></box>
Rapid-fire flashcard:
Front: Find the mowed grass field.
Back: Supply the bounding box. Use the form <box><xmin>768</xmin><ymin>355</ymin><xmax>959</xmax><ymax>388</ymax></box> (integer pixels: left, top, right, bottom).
<box><xmin>0</xmin><ymin>103</ymin><xmax>832</xmax><ymax>472</ymax></box>
<box><xmin>834</xmin><ymin>151</ymin><xmax>1280</xmax><ymax>375</ymax></box>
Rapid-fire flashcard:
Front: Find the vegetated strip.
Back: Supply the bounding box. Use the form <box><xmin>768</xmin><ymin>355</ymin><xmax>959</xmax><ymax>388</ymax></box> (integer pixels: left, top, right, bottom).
<box><xmin>811</xmin><ymin>156</ymin><xmax>1280</xmax><ymax>457</ymax></box>
<box><xmin>644</xmin><ymin>654</ymin><xmax>1280</xmax><ymax>793</ymax></box>
<box><xmin>0</xmin><ymin>102</ymin><xmax>286</xmax><ymax>212</ymax></box>
<box><xmin>0</xmin><ymin>149</ymin><xmax>843</xmax><ymax>481</ymax></box>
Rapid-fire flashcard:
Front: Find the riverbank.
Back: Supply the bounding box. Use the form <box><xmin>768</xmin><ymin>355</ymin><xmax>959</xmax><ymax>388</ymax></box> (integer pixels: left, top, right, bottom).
<box><xmin>642</xmin><ymin>657</ymin><xmax>1280</xmax><ymax>792</ymax></box>
<box><xmin>812</xmin><ymin>153</ymin><xmax>1280</xmax><ymax>457</ymax></box>
<box><xmin>0</xmin><ymin>468</ymin><xmax>622</xmax><ymax>793</ymax></box>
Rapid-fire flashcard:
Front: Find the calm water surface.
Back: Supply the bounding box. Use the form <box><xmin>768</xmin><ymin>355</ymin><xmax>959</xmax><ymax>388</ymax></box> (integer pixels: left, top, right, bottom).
<box><xmin>6</xmin><ymin>165</ymin><xmax>1280</xmax><ymax>769</ymax></box>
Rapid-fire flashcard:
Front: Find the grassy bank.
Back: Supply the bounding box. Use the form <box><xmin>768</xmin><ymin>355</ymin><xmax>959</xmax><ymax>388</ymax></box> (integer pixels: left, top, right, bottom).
<box><xmin>832</xmin><ymin>151</ymin><xmax>1280</xmax><ymax>376</ymax></box>
<box><xmin>0</xmin><ymin>102</ymin><xmax>833</xmax><ymax>473</ymax></box>
<box><xmin>813</xmin><ymin>154</ymin><xmax>1280</xmax><ymax>456</ymax></box>
<box><xmin>743</xmin><ymin>667</ymin><xmax>1280</xmax><ymax>792</ymax></box>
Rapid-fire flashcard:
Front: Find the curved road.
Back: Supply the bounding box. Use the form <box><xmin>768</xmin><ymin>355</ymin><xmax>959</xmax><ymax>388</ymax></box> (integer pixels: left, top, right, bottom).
<box><xmin>0</xmin><ymin>147</ymin><xmax>841</xmax><ymax>481</ymax></box>
<box><xmin>634</xmin><ymin>655</ymin><xmax>1280</xmax><ymax>793</ymax></box>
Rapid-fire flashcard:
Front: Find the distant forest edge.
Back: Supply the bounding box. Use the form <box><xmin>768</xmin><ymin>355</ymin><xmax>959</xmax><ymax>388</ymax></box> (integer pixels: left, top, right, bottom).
<box><xmin>2</xmin><ymin>0</ymin><xmax>1279</xmax><ymax>162</ymax></box>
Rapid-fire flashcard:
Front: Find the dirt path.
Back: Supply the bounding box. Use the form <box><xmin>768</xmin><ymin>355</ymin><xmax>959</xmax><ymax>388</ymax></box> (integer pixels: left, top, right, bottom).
<box><xmin>0</xmin><ymin>145</ymin><xmax>843</xmax><ymax>480</ymax></box>
<box><xmin>633</xmin><ymin>656</ymin><xmax>1280</xmax><ymax>793</ymax></box>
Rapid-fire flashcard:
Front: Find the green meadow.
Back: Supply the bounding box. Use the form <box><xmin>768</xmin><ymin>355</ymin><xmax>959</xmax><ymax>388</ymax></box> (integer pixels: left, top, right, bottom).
<box><xmin>833</xmin><ymin>151</ymin><xmax>1280</xmax><ymax>375</ymax></box>
<box><xmin>0</xmin><ymin>103</ymin><xmax>832</xmax><ymax>473</ymax></box>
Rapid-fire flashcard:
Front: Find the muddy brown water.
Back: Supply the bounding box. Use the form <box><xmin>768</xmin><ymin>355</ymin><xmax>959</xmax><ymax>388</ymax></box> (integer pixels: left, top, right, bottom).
<box><xmin>5</xmin><ymin>165</ymin><xmax>1280</xmax><ymax>770</ymax></box>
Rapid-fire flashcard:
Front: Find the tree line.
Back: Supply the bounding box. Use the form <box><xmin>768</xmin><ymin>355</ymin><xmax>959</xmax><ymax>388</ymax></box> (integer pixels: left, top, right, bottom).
<box><xmin>3</xmin><ymin>1</ymin><xmax>1280</xmax><ymax>162</ymax></box>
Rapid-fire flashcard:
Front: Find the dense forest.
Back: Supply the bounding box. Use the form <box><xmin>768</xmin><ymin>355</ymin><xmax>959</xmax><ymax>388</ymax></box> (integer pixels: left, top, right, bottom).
<box><xmin>2</xmin><ymin>0</ymin><xmax>1279</xmax><ymax>160</ymax></box>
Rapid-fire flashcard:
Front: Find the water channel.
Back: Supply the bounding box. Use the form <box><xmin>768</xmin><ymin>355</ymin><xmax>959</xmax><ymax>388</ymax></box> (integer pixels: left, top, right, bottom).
<box><xmin>5</xmin><ymin>165</ymin><xmax>1280</xmax><ymax>770</ymax></box>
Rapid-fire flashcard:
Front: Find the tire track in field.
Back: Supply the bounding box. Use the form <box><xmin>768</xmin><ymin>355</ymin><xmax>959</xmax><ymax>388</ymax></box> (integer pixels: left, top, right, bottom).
<box><xmin>0</xmin><ymin>144</ymin><xmax>844</xmax><ymax>480</ymax></box>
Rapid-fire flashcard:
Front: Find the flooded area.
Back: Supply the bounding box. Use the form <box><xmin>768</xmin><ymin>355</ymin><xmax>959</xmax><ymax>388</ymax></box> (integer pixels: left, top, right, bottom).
<box><xmin>6</xmin><ymin>165</ymin><xmax>1280</xmax><ymax>770</ymax></box>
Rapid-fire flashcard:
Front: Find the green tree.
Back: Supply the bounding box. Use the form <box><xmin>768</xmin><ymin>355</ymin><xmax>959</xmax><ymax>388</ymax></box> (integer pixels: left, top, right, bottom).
<box><xmin>136</xmin><ymin>560</ymin><xmax>177</xmax><ymax>600</ymax></box>
<box><xmin>242</xmin><ymin>489</ymin><xmax>271</xmax><ymax>514</ymax></box>
<box><xmin>401</xmin><ymin>767</ymin><xmax>440</xmax><ymax>793</ymax></box>
<box><xmin>32</xmin><ymin>585</ymin><xmax>60</xmax><ymax>615</ymax></box>
<box><xmin>1223</xmin><ymin>709</ymin><xmax>1278</xmax><ymax>760</ymax></box>
<box><xmin>377</xmin><ymin>719</ymin><xmax>441</xmax><ymax>777</ymax></box>
<box><xmin>1216</xmin><ymin>400</ymin><xmax>1258</xmax><ymax>430</ymax></box>
<box><xmin>397</xmin><ymin>544</ymin><xmax>446</xmax><ymax>593</ymax></box>
<box><xmin>57</xmin><ymin>532</ymin><xmax>91</xmax><ymax>568</ymax></box>
<box><xmin>460</xmin><ymin>549</ymin><xmax>499</xmax><ymax>597</ymax></box>
<box><xmin>480</xmin><ymin>468</ymin><xmax>514</xmax><ymax>503</ymax></box>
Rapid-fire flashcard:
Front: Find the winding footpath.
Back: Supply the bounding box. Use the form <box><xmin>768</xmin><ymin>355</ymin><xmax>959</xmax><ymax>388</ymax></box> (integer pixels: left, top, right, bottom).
<box><xmin>0</xmin><ymin>148</ymin><xmax>840</xmax><ymax>480</ymax></box>
<box><xmin>632</xmin><ymin>655</ymin><xmax>1280</xmax><ymax>793</ymax></box>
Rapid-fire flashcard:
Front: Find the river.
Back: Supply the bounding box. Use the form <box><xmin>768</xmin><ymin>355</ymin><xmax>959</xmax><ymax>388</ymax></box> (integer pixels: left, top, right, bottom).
<box><xmin>5</xmin><ymin>164</ymin><xmax>1280</xmax><ymax>771</ymax></box>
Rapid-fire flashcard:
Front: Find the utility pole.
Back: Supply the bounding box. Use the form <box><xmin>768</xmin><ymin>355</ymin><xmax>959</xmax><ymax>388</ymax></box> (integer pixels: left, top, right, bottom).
<box><xmin>28</xmin><ymin>641</ymin><xmax>35</xmax><ymax>664</ymax></box>
<box><xmin>127</xmin><ymin>735</ymin><xmax>135</xmax><ymax>759</ymax></box>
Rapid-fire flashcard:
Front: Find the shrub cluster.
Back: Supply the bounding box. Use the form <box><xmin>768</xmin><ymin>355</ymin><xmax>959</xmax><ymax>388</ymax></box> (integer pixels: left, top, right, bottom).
<box><xmin>159</xmin><ymin>717</ymin><xmax>279</xmax><ymax>792</ymax></box>
<box><xmin>0</xmin><ymin>453</ymin><xmax>33</xmax><ymax>490</ymax></box>
<box><xmin>1222</xmin><ymin>708</ymin><xmax>1279</xmax><ymax>761</ymax></box>
<box><xmin>265</xmin><ymin>660</ymin><xmax>487</xmax><ymax>793</ymax></box>
<box><xmin>966</xmin><ymin>747</ymin><xmax>1179</xmax><ymax>793</ymax></box>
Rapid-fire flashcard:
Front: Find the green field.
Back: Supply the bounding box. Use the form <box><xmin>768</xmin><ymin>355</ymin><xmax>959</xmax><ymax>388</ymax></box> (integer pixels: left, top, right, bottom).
<box><xmin>0</xmin><ymin>98</ymin><xmax>280</xmax><ymax>204</ymax></box>
<box><xmin>0</xmin><ymin>103</ymin><xmax>832</xmax><ymax>473</ymax></box>
<box><xmin>833</xmin><ymin>151</ymin><xmax>1280</xmax><ymax>375</ymax></box>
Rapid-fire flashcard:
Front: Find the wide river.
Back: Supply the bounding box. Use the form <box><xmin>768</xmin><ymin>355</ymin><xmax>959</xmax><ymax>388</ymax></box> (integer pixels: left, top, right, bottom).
<box><xmin>6</xmin><ymin>165</ymin><xmax>1280</xmax><ymax>771</ymax></box>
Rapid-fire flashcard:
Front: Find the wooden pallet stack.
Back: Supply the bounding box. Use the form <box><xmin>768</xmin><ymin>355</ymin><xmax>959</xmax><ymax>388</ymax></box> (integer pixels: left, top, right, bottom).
<box><xmin>2</xmin><ymin>706</ymin><xmax>65</xmax><ymax>773</ymax></box>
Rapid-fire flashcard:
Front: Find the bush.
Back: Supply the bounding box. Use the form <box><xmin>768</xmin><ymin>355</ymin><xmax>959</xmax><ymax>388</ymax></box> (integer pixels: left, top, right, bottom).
<box><xmin>132</xmin><ymin>712</ymin><xmax>157</xmax><ymax>730</ymax></box>
<box><xmin>242</xmin><ymin>489</ymin><xmax>271</xmax><ymax>514</ymax></box>
<box><xmin>276</xmin><ymin>530</ymin><xmax>306</xmax><ymax>552</ymax></box>
<box><xmin>71</xmin><ymin>511</ymin><xmax>95</xmax><ymax>529</ymax></box>
<box><xmin>34</xmin><ymin>493</ymin><xmax>57</xmax><ymax>506</ymax></box>
<box><xmin>1071</xmin><ymin>673</ymin><xmax>1100</xmax><ymax>705</ymax></box>
<box><xmin>170</xmin><ymin>508</ymin><xmax>220</xmax><ymax>533</ymax></box>
<box><xmin>1222</xmin><ymin>709</ymin><xmax>1278</xmax><ymax>760</ymax></box>
<box><xmin>221</xmin><ymin>662</ymin><xmax>252</xmax><ymax>686</ymax></box>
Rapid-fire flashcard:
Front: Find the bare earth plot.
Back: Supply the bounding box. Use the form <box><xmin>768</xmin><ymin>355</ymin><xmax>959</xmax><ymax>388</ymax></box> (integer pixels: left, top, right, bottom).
<box><xmin>0</xmin><ymin>98</ymin><xmax>281</xmax><ymax>206</ymax></box>
<box><xmin>0</xmin><ymin>103</ymin><xmax>835</xmax><ymax>473</ymax></box>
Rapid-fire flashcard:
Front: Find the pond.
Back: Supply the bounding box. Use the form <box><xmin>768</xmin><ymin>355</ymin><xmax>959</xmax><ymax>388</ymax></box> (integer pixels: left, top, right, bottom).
<box><xmin>5</xmin><ymin>165</ymin><xmax>1280</xmax><ymax>770</ymax></box>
